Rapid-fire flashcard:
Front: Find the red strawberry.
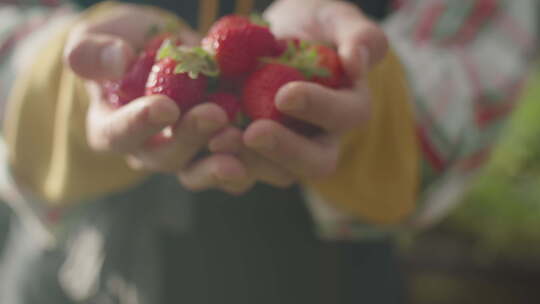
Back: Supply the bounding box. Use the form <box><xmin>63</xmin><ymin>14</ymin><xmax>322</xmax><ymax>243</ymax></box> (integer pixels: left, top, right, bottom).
<box><xmin>145</xmin><ymin>43</ymin><xmax>218</xmax><ymax>111</ymax></box>
<box><xmin>274</xmin><ymin>41</ymin><xmax>349</xmax><ymax>89</ymax></box>
<box><xmin>311</xmin><ymin>45</ymin><xmax>346</xmax><ymax>89</ymax></box>
<box><xmin>205</xmin><ymin>15</ymin><xmax>251</xmax><ymax>38</ymax></box>
<box><xmin>102</xmin><ymin>50</ymin><xmax>156</xmax><ymax>107</ymax></box>
<box><xmin>207</xmin><ymin>92</ymin><xmax>241</xmax><ymax>122</ymax></box>
<box><xmin>202</xmin><ymin>15</ymin><xmax>280</xmax><ymax>82</ymax></box>
<box><xmin>102</xmin><ymin>35</ymin><xmax>182</xmax><ymax>107</ymax></box>
<box><xmin>242</xmin><ymin>63</ymin><xmax>319</xmax><ymax>134</ymax></box>
<box><xmin>145</xmin><ymin>57</ymin><xmax>208</xmax><ymax>111</ymax></box>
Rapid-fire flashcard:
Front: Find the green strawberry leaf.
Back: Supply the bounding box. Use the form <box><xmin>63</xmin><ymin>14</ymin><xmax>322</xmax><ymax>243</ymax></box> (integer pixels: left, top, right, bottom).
<box><xmin>157</xmin><ymin>39</ymin><xmax>179</xmax><ymax>61</ymax></box>
<box><xmin>160</xmin><ymin>45</ymin><xmax>219</xmax><ymax>79</ymax></box>
<box><xmin>259</xmin><ymin>40</ymin><xmax>331</xmax><ymax>79</ymax></box>
<box><xmin>303</xmin><ymin>66</ymin><xmax>331</xmax><ymax>78</ymax></box>
<box><xmin>188</xmin><ymin>70</ymin><xmax>199</xmax><ymax>79</ymax></box>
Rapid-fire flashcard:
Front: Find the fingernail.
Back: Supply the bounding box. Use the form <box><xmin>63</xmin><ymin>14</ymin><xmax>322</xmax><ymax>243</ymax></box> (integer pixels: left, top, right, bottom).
<box><xmin>149</xmin><ymin>102</ymin><xmax>179</xmax><ymax>124</ymax></box>
<box><xmin>101</xmin><ymin>42</ymin><xmax>126</xmax><ymax>79</ymax></box>
<box><xmin>278</xmin><ymin>96</ymin><xmax>306</xmax><ymax>112</ymax></box>
<box><xmin>196</xmin><ymin>118</ymin><xmax>221</xmax><ymax>133</ymax></box>
<box><xmin>248</xmin><ymin>134</ymin><xmax>276</xmax><ymax>150</ymax></box>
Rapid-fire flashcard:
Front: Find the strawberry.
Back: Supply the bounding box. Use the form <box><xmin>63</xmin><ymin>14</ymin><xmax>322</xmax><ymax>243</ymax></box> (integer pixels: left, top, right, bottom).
<box><xmin>145</xmin><ymin>58</ymin><xmax>208</xmax><ymax>111</ymax></box>
<box><xmin>242</xmin><ymin>63</ymin><xmax>319</xmax><ymax>134</ymax></box>
<box><xmin>145</xmin><ymin>42</ymin><xmax>218</xmax><ymax>111</ymax></box>
<box><xmin>102</xmin><ymin>35</ymin><xmax>182</xmax><ymax>107</ymax></box>
<box><xmin>202</xmin><ymin>14</ymin><xmax>280</xmax><ymax>82</ymax></box>
<box><xmin>207</xmin><ymin>92</ymin><xmax>241</xmax><ymax>122</ymax></box>
<box><xmin>102</xmin><ymin>50</ymin><xmax>157</xmax><ymax>107</ymax></box>
<box><xmin>241</xmin><ymin>41</ymin><xmax>347</xmax><ymax>134</ymax></box>
<box><xmin>274</xmin><ymin>38</ymin><xmax>300</xmax><ymax>56</ymax></box>
<box><xmin>310</xmin><ymin>45</ymin><xmax>346</xmax><ymax>89</ymax></box>
<box><xmin>205</xmin><ymin>15</ymin><xmax>251</xmax><ymax>38</ymax></box>
<box><xmin>274</xmin><ymin>41</ymin><xmax>348</xmax><ymax>89</ymax></box>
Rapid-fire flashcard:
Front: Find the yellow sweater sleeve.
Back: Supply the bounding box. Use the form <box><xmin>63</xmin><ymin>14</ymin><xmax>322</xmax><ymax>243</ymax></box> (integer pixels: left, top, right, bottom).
<box><xmin>304</xmin><ymin>49</ymin><xmax>419</xmax><ymax>225</ymax></box>
<box><xmin>3</xmin><ymin>3</ymin><xmax>187</xmax><ymax>206</ymax></box>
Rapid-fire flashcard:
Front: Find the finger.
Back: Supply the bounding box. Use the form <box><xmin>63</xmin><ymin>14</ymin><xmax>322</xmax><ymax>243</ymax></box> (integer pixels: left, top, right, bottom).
<box><xmin>87</xmin><ymin>93</ymin><xmax>180</xmax><ymax>152</ymax></box>
<box><xmin>65</xmin><ymin>4</ymin><xmax>163</xmax><ymax>80</ymax></box>
<box><xmin>178</xmin><ymin>154</ymin><xmax>254</xmax><ymax>194</ymax></box>
<box><xmin>129</xmin><ymin>103</ymin><xmax>228</xmax><ymax>172</ymax></box>
<box><xmin>275</xmin><ymin>81</ymin><xmax>371</xmax><ymax>132</ymax></box>
<box><xmin>241</xmin><ymin>150</ymin><xmax>296</xmax><ymax>188</ymax></box>
<box><xmin>65</xmin><ymin>4</ymin><xmax>200</xmax><ymax>80</ymax></box>
<box><xmin>67</xmin><ymin>33</ymin><xmax>135</xmax><ymax>80</ymax></box>
<box><xmin>244</xmin><ymin>120</ymin><xmax>339</xmax><ymax>179</ymax></box>
<box><xmin>263</xmin><ymin>0</ymin><xmax>328</xmax><ymax>40</ymax></box>
<box><xmin>209</xmin><ymin>127</ymin><xmax>296</xmax><ymax>188</ymax></box>
<box><xmin>208</xmin><ymin>127</ymin><xmax>244</xmax><ymax>154</ymax></box>
<box><xmin>317</xmin><ymin>1</ymin><xmax>388</xmax><ymax>79</ymax></box>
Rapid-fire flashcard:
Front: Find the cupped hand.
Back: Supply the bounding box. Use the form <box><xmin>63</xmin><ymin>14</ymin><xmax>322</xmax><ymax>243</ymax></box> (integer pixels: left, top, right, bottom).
<box><xmin>178</xmin><ymin>0</ymin><xmax>388</xmax><ymax>194</ymax></box>
<box><xmin>64</xmin><ymin>4</ymin><xmax>235</xmax><ymax>181</ymax></box>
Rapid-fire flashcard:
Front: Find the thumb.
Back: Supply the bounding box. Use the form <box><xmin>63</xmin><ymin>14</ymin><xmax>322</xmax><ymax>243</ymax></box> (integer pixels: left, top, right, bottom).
<box><xmin>64</xmin><ymin>33</ymin><xmax>135</xmax><ymax>81</ymax></box>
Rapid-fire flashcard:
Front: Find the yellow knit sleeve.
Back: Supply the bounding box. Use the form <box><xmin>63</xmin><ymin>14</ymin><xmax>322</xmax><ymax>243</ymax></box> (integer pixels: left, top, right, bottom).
<box><xmin>3</xmin><ymin>2</ymin><xmax>188</xmax><ymax>206</ymax></box>
<box><xmin>303</xmin><ymin>49</ymin><xmax>419</xmax><ymax>225</ymax></box>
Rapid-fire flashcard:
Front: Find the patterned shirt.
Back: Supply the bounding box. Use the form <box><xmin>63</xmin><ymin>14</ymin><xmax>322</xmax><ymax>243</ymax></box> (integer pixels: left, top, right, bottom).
<box><xmin>386</xmin><ymin>0</ymin><xmax>538</xmax><ymax>227</ymax></box>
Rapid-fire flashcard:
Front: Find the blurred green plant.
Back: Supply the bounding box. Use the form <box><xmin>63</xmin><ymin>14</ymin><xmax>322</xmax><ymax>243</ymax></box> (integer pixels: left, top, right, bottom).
<box><xmin>446</xmin><ymin>66</ymin><xmax>540</xmax><ymax>263</ymax></box>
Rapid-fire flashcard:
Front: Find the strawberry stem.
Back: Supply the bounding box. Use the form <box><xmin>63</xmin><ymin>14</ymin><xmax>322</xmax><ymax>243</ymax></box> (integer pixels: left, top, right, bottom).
<box><xmin>260</xmin><ymin>40</ymin><xmax>330</xmax><ymax>79</ymax></box>
<box><xmin>157</xmin><ymin>41</ymin><xmax>219</xmax><ymax>79</ymax></box>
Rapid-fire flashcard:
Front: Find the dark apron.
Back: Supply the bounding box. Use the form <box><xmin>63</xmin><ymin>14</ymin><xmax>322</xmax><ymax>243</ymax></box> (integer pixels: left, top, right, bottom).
<box><xmin>1</xmin><ymin>175</ymin><xmax>404</xmax><ymax>304</ymax></box>
<box><xmin>161</xmin><ymin>182</ymin><xmax>406</xmax><ymax>304</ymax></box>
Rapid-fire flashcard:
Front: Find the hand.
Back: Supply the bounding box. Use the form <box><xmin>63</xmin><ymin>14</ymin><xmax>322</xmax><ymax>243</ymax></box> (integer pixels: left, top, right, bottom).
<box><xmin>178</xmin><ymin>126</ymin><xmax>297</xmax><ymax>194</ymax></box>
<box><xmin>178</xmin><ymin>0</ymin><xmax>388</xmax><ymax>194</ymax></box>
<box><xmin>264</xmin><ymin>0</ymin><xmax>388</xmax><ymax>78</ymax></box>
<box><xmin>64</xmin><ymin>4</ymin><xmax>233</xmax><ymax>177</ymax></box>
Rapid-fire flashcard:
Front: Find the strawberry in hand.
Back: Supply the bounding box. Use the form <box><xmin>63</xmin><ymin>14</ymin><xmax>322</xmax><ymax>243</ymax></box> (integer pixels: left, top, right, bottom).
<box><xmin>242</xmin><ymin>40</ymin><xmax>348</xmax><ymax>134</ymax></box>
<box><xmin>145</xmin><ymin>41</ymin><xmax>219</xmax><ymax>112</ymax></box>
<box><xmin>159</xmin><ymin>1</ymin><xmax>388</xmax><ymax>194</ymax></box>
<box><xmin>279</xmin><ymin>40</ymin><xmax>347</xmax><ymax>89</ymax></box>
<box><xmin>102</xmin><ymin>34</ymin><xmax>181</xmax><ymax>107</ymax></box>
<box><xmin>242</xmin><ymin>63</ymin><xmax>323</xmax><ymax>134</ymax></box>
<box><xmin>202</xmin><ymin>15</ymin><xmax>281</xmax><ymax>83</ymax></box>
<box><xmin>310</xmin><ymin>44</ymin><xmax>347</xmax><ymax>89</ymax></box>
<box><xmin>102</xmin><ymin>50</ymin><xmax>157</xmax><ymax>107</ymax></box>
